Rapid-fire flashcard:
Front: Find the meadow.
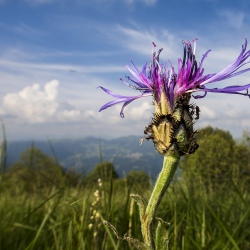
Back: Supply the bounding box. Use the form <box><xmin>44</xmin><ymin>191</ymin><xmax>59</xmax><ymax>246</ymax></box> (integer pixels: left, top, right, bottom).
<box><xmin>0</xmin><ymin>127</ymin><xmax>250</xmax><ymax>250</ymax></box>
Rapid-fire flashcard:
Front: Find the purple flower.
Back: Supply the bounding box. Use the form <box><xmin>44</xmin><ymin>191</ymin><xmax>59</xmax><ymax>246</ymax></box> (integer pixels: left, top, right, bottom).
<box><xmin>99</xmin><ymin>39</ymin><xmax>250</xmax><ymax>117</ymax></box>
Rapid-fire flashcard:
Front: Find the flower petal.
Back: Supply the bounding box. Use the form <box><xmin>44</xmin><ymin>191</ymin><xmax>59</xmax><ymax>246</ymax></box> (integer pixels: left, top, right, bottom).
<box><xmin>200</xmin><ymin>39</ymin><xmax>250</xmax><ymax>86</ymax></box>
<box><xmin>193</xmin><ymin>83</ymin><xmax>250</xmax><ymax>98</ymax></box>
<box><xmin>98</xmin><ymin>86</ymin><xmax>151</xmax><ymax>117</ymax></box>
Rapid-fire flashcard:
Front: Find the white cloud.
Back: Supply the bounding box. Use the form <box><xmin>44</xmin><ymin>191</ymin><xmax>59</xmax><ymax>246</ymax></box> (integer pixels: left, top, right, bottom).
<box><xmin>125</xmin><ymin>0</ymin><xmax>157</xmax><ymax>5</ymax></box>
<box><xmin>24</xmin><ymin>0</ymin><xmax>55</xmax><ymax>4</ymax></box>
<box><xmin>128</xmin><ymin>101</ymin><xmax>153</xmax><ymax>120</ymax></box>
<box><xmin>0</xmin><ymin>80</ymin><xmax>83</xmax><ymax>123</ymax></box>
<box><xmin>23</xmin><ymin>0</ymin><xmax>158</xmax><ymax>6</ymax></box>
<box><xmin>241</xmin><ymin>119</ymin><xmax>250</xmax><ymax>127</ymax></box>
<box><xmin>116</xmin><ymin>25</ymin><xmax>178</xmax><ymax>59</ymax></box>
<box><xmin>199</xmin><ymin>105</ymin><xmax>216</xmax><ymax>119</ymax></box>
<box><xmin>0</xmin><ymin>58</ymin><xmax>125</xmax><ymax>76</ymax></box>
<box><xmin>218</xmin><ymin>10</ymin><xmax>245</xmax><ymax>29</ymax></box>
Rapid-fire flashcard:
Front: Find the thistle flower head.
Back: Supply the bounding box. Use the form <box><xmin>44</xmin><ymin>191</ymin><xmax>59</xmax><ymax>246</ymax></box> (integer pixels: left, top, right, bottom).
<box><xmin>99</xmin><ymin>39</ymin><xmax>250</xmax><ymax>155</ymax></box>
<box><xmin>99</xmin><ymin>39</ymin><xmax>250</xmax><ymax>117</ymax></box>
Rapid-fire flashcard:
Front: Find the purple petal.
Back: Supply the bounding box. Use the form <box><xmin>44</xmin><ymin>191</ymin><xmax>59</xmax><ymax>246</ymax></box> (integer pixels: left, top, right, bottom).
<box><xmin>98</xmin><ymin>86</ymin><xmax>151</xmax><ymax>116</ymax></box>
<box><xmin>201</xmin><ymin>39</ymin><xmax>250</xmax><ymax>86</ymax></box>
<box><xmin>98</xmin><ymin>86</ymin><xmax>135</xmax><ymax>99</ymax></box>
<box><xmin>120</xmin><ymin>99</ymin><xmax>135</xmax><ymax>118</ymax></box>
<box><xmin>193</xmin><ymin>83</ymin><xmax>250</xmax><ymax>98</ymax></box>
<box><xmin>193</xmin><ymin>91</ymin><xmax>207</xmax><ymax>99</ymax></box>
<box><xmin>99</xmin><ymin>98</ymin><xmax>131</xmax><ymax>112</ymax></box>
<box><xmin>124</xmin><ymin>64</ymin><xmax>153</xmax><ymax>90</ymax></box>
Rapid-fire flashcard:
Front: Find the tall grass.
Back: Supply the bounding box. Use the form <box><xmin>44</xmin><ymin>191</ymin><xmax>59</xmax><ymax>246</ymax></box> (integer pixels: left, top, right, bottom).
<box><xmin>0</xmin><ymin>134</ymin><xmax>249</xmax><ymax>249</ymax></box>
<box><xmin>159</xmin><ymin>178</ymin><xmax>250</xmax><ymax>250</ymax></box>
<box><xmin>0</xmin><ymin>169</ymin><xmax>249</xmax><ymax>249</ymax></box>
<box><xmin>0</xmin><ymin>120</ymin><xmax>7</xmax><ymax>179</ymax></box>
<box><xmin>0</xmin><ymin>174</ymin><xmax>141</xmax><ymax>249</ymax></box>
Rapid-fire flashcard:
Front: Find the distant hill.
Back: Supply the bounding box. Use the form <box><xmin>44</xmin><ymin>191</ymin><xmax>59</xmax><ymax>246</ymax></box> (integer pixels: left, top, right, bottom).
<box><xmin>6</xmin><ymin>136</ymin><xmax>165</xmax><ymax>178</ymax></box>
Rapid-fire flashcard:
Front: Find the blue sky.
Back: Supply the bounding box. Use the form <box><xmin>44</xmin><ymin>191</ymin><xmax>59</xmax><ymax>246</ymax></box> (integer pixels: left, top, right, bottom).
<box><xmin>0</xmin><ymin>0</ymin><xmax>250</xmax><ymax>141</ymax></box>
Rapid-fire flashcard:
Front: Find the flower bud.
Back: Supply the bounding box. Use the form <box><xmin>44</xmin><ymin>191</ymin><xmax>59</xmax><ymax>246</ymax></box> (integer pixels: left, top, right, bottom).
<box><xmin>144</xmin><ymin>94</ymin><xmax>199</xmax><ymax>156</ymax></box>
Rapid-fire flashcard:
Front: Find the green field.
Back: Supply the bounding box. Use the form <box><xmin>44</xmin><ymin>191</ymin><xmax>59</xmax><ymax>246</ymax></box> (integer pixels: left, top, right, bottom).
<box><xmin>1</xmin><ymin>127</ymin><xmax>250</xmax><ymax>250</ymax></box>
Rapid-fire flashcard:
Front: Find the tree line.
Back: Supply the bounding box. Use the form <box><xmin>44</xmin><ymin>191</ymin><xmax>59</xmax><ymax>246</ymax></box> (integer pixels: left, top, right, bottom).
<box><xmin>3</xmin><ymin>126</ymin><xmax>250</xmax><ymax>193</ymax></box>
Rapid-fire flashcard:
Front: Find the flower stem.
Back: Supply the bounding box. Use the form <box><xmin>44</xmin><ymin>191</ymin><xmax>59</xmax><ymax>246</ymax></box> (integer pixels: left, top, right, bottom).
<box><xmin>142</xmin><ymin>149</ymin><xmax>180</xmax><ymax>249</ymax></box>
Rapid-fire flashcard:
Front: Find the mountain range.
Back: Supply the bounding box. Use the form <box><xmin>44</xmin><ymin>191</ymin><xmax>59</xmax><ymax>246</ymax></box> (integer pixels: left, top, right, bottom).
<box><xmin>6</xmin><ymin>136</ymin><xmax>166</xmax><ymax>178</ymax></box>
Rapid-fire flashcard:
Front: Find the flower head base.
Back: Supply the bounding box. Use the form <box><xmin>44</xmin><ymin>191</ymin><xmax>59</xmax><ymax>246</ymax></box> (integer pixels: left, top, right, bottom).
<box><xmin>142</xmin><ymin>93</ymin><xmax>199</xmax><ymax>155</ymax></box>
<box><xmin>99</xmin><ymin>39</ymin><xmax>250</xmax><ymax>155</ymax></box>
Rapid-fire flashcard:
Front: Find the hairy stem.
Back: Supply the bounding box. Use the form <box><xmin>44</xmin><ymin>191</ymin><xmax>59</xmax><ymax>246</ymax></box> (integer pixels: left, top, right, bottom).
<box><xmin>142</xmin><ymin>150</ymin><xmax>180</xmax><ymax>249</ymax></box>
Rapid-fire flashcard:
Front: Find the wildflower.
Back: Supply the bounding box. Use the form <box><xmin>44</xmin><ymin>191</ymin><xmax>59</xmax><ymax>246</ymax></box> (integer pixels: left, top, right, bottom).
<box><xmin>91</xmin><ymin>201</ymin><xmax>97</xmax><ymax>206</ymax></box>
<box><xmin>99</xmin><ymin>39</ymin><xmax>250</xmax><ymax>155</ymax></box>
<box><xmin>99</xmin><ymin>39</ymin><xmax>250</xmax><ymax>117</ymax></box>
<box><xmin>94</xmin><ymin>190</ymin><xmax>99</xmax><ymax>197</ymax></box>
<box><xmin>98</xmin><ymin>178</ymin><xmax>102</xmax><ymax>187</ymax></box>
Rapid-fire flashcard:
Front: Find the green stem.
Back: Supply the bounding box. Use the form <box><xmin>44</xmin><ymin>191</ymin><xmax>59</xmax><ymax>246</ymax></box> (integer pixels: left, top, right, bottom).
<box><xmin>142</xmin><ymin>149</ymin><xmax>180</xmax><ymax>249</ymax></box>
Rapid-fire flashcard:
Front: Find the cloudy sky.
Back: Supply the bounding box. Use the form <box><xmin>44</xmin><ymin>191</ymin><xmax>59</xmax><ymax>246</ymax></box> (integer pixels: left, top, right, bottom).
<box><xmin>0</xmin><ymin>0</ymin><xmax>250</xmax><ymax>141</ymax></box>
